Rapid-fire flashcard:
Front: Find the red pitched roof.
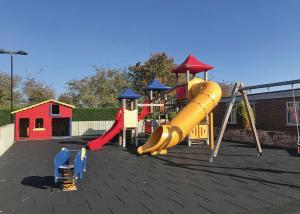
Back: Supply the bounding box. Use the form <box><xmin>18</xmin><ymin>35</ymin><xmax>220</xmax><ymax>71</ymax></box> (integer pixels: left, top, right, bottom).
<box><xmin>172</xmin><ymin>54</ymin><xmax>214</xmax><ymax>73</ymax></box>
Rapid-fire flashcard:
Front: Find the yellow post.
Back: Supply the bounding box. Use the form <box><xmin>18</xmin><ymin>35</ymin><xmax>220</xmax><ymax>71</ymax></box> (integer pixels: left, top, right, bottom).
<box><xmin>209</xmin><ymin>112</ymin><xmax>214</xmax><ymax>150</ymax></box>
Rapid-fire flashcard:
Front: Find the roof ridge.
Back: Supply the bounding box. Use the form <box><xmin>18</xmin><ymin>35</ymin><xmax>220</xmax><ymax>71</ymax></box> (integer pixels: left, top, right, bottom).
<box><xmin>11</xmin><ymin>99</ymin><xmax>75</xmax><ymax>114</ymax></box>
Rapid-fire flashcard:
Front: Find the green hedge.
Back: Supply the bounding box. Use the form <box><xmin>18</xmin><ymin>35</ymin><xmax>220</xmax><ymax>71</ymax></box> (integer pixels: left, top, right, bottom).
<box><xmin>0</xmin><ymin>109</ymin><xmax>11</xmax><ymax>126</ymax></box>
<box><xmin>72</xmin><ymin>108</ymin><xmax>118</xmax><ymax>121</ymax></box>
<box><xmin>0</xmin><ymin>108</ymin><xmax>118</xmax><ymax>126</ymax></box>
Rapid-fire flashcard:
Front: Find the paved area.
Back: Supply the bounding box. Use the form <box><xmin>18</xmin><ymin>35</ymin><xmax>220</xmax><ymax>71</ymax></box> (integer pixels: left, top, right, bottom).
<box><xmin>1</xmin><ymin>138</ymin><xmax>300</xmax><ymax>214</ymax></box>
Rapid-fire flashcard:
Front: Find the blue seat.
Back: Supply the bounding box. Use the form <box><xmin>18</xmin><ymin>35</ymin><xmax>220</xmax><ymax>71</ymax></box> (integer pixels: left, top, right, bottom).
<box><xmin>54</xmin><ymin>149</ymin><xmax>70</xmax><ymax>183</ymax></box>
<box><xmin>74</xmin><ymin>148</ymin><xmax>87</xmax><ymax>180</ymax></box>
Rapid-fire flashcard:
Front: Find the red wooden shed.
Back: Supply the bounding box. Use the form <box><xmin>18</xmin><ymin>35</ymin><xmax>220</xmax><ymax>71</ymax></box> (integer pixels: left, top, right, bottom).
<box><xmin>12</xmin><ymin>100</ymin><xmax>75</xmax><ymax>141</ymax></box>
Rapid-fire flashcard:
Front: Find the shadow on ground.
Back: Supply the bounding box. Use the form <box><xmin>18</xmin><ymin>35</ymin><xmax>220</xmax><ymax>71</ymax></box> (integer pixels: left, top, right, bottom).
<box><xmin>152</xmin><ymin>155</ymin><xmax>300</xmax><ymax>189</ymax></box>
<box><xmin>228</xmin><ymin>142</ymin><xmax>300</xmax><ymax>157</ymax></box>
<box><xmin>21</xmin><ymin>176</ymin><xmax>60</xmax><ymax>189</ymax></box>
<box><xmin>59</xmin><ymin>140</ymin><xmax>87</xmax><ymax>146</ymax></box>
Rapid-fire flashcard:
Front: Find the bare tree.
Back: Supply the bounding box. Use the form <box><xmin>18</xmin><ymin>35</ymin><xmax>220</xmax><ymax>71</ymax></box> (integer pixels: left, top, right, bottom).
<box><xmin>0</xmin><ymin>71</ymin><xmax>22</xmax><ymax>108</ymax></box>
<box><xmin>23</xmin><ymin>77</ymin><xmax>55</xmax><ymax>105</ymax></box>
<box><xmin>64</xmin><ymin>67</ymin><xmax>129</xmax><ymax>108</ymax></box>
<box><xmin>218</xmin><ymin>81</ymin><xmax>235</xmax><ymax>97</ymax></box>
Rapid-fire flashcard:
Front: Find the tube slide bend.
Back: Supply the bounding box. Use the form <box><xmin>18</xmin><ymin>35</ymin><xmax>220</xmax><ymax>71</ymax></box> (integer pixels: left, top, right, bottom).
<box><xmin>137</xmin><ymin>78</ymin><xmax>222</xmax><ymax>155</ymax></box>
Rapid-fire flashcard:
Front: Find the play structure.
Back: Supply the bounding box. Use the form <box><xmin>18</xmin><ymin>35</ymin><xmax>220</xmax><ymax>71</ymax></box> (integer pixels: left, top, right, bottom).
<box><xmin>88</xmin><ymin>54</ymin><xmax>222</xmax><ymax>155</ymax></box>
<box><xmin>87</xmin><ymin>54</ymin><xmax>300</xmax><ymax>157</ymax></box>
<box><xmin>88</xmin><ymin>89</ymin><xmax>151</xmax><ymax>150</ymax></box>
<box><xmin>54</xmin><ymin>147</ymin><xmax>87</xmax><ymax>191</ymax></box>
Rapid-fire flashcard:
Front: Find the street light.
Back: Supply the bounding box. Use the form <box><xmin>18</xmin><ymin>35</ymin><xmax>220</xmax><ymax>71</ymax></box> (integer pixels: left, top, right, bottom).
<box><xmin>0</xmin><ymin>49</ymin><xmax>28</xmax><ymax>122</ymax></box>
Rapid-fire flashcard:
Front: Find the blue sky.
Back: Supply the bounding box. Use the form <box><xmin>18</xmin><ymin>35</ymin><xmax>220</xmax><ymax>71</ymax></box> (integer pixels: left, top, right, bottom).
<box><xmin>0</xmin><ymin>0</ymin><xmax>300</xmax><ymax>96</ymax></box>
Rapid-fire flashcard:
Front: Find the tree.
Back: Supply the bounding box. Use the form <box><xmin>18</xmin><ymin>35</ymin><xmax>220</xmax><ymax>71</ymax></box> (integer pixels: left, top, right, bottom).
<box><xmin>218</xmin><ymin>81</ymin><xmax>235</xmax><ymax>97</ymax></box>
<box><xmin>127</xmin><ymin>52</ymin><xmax>178</xmax><ymax>94</ymax></box>
<box><xmin>64</xmin><ymin>67</ymin><xmax>129</xmax><ymax>108</ymax></box>
<box><xmin>236</xmin><ymin>101</ymin><xmax>255</xmax><ymax>130</ymax></box>
<box><xmin>23</xmin><ymin>77</ymin><xmax>55</xmax><ymax>105</ymax></box>
<box><xmin>58</xmin><ymin>93</ymin><xmax>74</xmax><ymax>105</ymax></box>
<box><xmin>0</xmin><ymin>71</ymin><xmax>22</xmax><ymax>108</ymax></box>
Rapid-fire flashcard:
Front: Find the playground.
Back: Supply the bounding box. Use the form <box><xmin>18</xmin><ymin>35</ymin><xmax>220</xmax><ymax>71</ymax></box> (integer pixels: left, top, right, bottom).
<box><xmin>0</xmin><ymin>53</ymin><xmax>299</xmax><ymax>214</ymax></box>
<box><xmin>1</xmin><ymin>137</ymin><xmax>300</xmax><ymax>214</ymax></box>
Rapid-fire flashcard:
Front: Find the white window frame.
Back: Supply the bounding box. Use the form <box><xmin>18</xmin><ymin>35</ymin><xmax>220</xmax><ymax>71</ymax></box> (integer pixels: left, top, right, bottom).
<box><xmin>228</xmin><ymin>104</ymin><xmax>238</xmax><ymax>124</ymax></box>
<box><xmin>286</xmin><ymin>101</ymin><xmax>300</xmax><ymax>126</ymax></box>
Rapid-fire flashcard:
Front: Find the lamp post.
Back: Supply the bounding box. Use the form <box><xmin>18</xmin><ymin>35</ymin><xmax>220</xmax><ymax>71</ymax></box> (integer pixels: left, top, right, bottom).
<box><xmin>0</xmin><ymin>49</ymin><xmax>28</xmax><ymax>122</ymax></box>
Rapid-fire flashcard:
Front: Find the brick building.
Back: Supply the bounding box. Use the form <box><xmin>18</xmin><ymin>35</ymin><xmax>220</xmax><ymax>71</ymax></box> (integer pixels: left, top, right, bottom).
<box><xmin>213</xmin><ymin>89</ymin><xmax>300</xmax><ymax>135</ymax></box>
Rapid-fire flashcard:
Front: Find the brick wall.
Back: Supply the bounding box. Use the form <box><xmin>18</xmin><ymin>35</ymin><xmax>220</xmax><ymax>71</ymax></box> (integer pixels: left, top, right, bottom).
<box><xmin>213</xmin><ymin>97</ymin><xmax>299</xmax><ymax>135</ymax></box>
<box><xmin>216</xmin><ymin>128</ymin><xmax>298</xmax><ymax>149</ymax></box>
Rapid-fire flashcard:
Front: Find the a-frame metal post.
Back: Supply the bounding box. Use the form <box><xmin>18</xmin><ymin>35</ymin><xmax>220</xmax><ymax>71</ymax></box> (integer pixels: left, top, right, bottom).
<box><xmin>209</xmin><ymin>82</ymin><xmax>241</xmax><ymax>162</ymax></box>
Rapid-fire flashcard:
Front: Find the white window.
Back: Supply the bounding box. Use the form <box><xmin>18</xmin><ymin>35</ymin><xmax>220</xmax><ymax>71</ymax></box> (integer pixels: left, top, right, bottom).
<box><xmin>286</xmin><ymin>102</ymin><xmax>300</xmax><ymax>125</ymax></box>
<box><xmin>228</xmin><ymin>105</ymin><xmax>238</xmax><ymax>124</ymax></box>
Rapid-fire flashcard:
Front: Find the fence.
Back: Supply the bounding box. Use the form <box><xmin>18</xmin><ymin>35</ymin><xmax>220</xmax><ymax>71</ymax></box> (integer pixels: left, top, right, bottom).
<box><xmin>72</xmin><ymin>121</ymin><xmax>115</xmax><ymax>136</ymax></box>
<box><xmin>0</xmin><ymin>124</ymin><xmax>15</xmax><ymax>157</ymax></box>
<box><xmin>216</xmin><ymin>128</ymin><xmax>298</xmax><ymax>149</ymax></box>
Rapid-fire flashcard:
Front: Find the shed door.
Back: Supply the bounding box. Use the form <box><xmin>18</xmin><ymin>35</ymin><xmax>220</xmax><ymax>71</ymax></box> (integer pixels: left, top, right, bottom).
<box><xmin>52</xmin><ymin>118</ymin><xmax>70</xmax><ymax>136</ymax></box>
<box><xmin>19</xmin><ymin>118</ymin><xmax>29</xmax><ymax>138</ymax></box>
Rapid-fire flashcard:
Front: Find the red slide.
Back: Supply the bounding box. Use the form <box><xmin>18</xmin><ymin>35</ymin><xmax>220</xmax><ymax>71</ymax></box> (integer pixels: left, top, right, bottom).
<box><xmin>88</xmin><ymin>108</ymin><xmax>124</xmax><ymax>151</ymax></box>
<box><xmin>88</xmin><ymin>102</ymin><xmax>151</xmax><ymax>151</ymax></box>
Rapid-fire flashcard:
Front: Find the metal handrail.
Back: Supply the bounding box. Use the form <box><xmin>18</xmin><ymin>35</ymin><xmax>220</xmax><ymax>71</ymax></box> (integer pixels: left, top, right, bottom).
<box><xmin>242</xmin><ymin>79</ymin><xmax>300</xmax><ymax>91</ymax></box>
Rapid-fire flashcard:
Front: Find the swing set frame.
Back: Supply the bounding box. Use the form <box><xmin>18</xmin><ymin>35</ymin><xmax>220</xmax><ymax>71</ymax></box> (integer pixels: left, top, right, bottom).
<box><xmin>210</xmin><ymin>79</ymin><xmax>300</xmax><ymax>162</ymax></box>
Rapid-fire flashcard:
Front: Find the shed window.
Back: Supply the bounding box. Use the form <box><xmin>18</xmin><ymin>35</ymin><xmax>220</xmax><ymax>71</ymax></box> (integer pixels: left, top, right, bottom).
<box><xmin>51</xmin><ymin>104</ymin><xmax>60</xmax><ymax>115</ymax></box>
<box><xmin>286</xmin><ymin>102</ymin><xmax>300</xmax><ymax>125</ymax></box>
<box><xmin>35</xmin><ymin>118</ymin><xmax>44</xmax><ymax>128</ymax></box>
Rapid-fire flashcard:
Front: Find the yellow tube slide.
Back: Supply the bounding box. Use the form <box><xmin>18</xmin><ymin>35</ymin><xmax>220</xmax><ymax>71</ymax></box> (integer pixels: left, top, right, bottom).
<box><xmin>137</xmin><ymin>78</ymin><xmax>222</xmax><ymax>155</ymax></box>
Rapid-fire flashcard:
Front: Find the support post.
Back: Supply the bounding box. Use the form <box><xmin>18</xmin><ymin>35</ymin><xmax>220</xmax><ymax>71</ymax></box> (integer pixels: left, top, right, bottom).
<box><xmin>150</xmin><ymin>90</ymin><xmax>153</xmax><ymax>113</ymax></box>
<box><xmin>186</xmin><ymin>70</ymin><xmax>192</xmax><ymax>146</ymax></box>
<box><xmin>209</xmin><ymin>112</ymin><xmax>214</xmax><ymax>150</ymax></box>
<box><xmin>240</xmin><ymin>89</ymin><xmax>262</xmax><ymax>155</ymax></box>
<box><xmin>122</xmin><ymin>99</ymin><xmax>126</xmax><ymax>109</ymax></box>
<box><xmin>118</xmin><ymin>133</ymin><xmax>122</xmax><ymax>146</ymax></box>
<box><xmin>209</xmin><ymin>82</ymin><xmax>241</xmax><ymax>162</ymax></box>
<box><xmin>204</xmin><ymin>71</ymin><xmax>208</xmax><ymax>81</ymax></box>
<box><xmin>186</xmin><ymin>70</ymin><xmax>190</xmax><ymax>81</ymax></box>
<box><xmin>10</xmin><ymin>54</ymin><xmax>13</xmax><ymax>123</ymax></box>
<box><xmin>130</xmin><ymin>100</ymin><xmax>134</xmax><ymax>110</ymax></box>
<box><xmin>122</xmin><ymin>128</ymin><xmax>126</xmax><ymax>148</ymax></box>
<box><xmin>204</xmin><ymin>71</ymin><xmax>209</xmax><ymax>145</ymax></box>
<box><xmin>134</xmin><ymin>99</ymin><xmax>138</xmax><ymax>110</ymax></box>
<box><xmin>135</xmin><ymin>128</ymin><xmax>138</xmax><ymax>146</ymax></box>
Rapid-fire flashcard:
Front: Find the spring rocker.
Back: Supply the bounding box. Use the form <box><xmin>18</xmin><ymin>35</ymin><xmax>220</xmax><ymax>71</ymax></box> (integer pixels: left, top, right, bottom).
<box><xmin>54</xmin><ymin>147</ymin><xmax>87</xmax><ymax>191</ymax></box>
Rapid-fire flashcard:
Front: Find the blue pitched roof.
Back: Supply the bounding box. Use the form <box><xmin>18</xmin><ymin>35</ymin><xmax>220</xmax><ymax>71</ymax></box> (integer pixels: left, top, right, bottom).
<box><xmin>144</xmin><ymin>79</ymin><xmax>171</xmax><ymax>91</ymax></box>
<box><xmin>118</xmin><ymin>88</ymin><xmax>141</xmax><ymax>99</ymax></box>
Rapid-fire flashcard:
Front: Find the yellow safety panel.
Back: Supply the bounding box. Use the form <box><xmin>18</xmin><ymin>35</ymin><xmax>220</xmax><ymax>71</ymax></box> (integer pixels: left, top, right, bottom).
<box><xmin>190</xmin><ymin>124</ymin><xmax>208</xmax><ymax>140</ymax></box>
